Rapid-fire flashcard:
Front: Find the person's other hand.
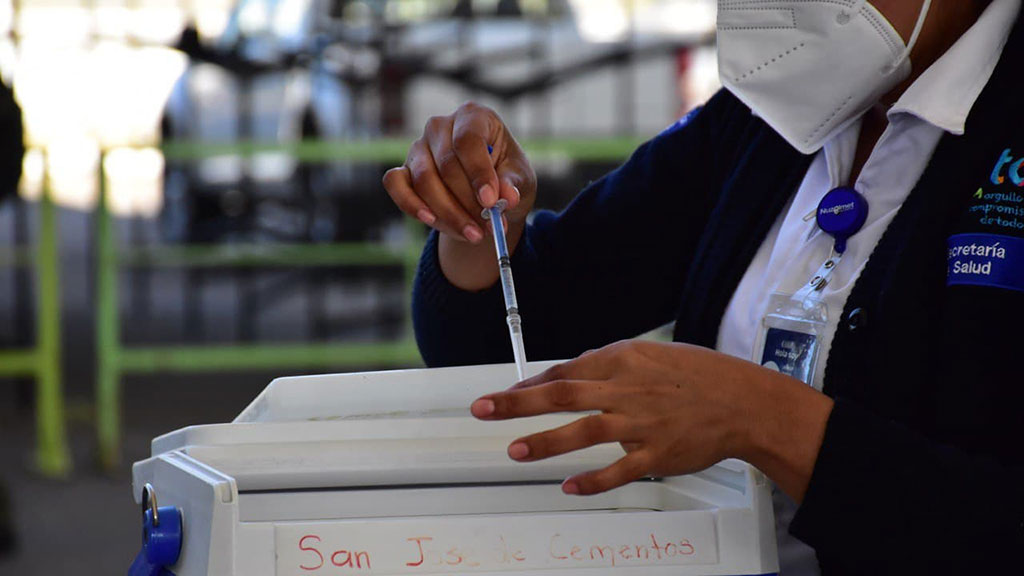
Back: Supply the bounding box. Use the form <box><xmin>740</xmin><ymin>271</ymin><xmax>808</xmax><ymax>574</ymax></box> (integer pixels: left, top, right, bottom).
<box><xmin>382</xmin><ymin>102</ymin><xmax>536</xmax><ymax>245</ymax></box>
<box><xmin>470</xmin><ymin>340</ymin><xmax>833</xmax><ymax>501</ymax></box>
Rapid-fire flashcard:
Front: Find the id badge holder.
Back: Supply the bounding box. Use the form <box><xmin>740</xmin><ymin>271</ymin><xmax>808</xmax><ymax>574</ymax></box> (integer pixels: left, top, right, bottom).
<box><xmin>753</xmin><ymin>185</ymin><xmax>869</xmax><ymax>387</ymax></box>
<box><xmin>753</xmin><ymin>292</ymin><xmax>828</xmax><ymax>387</ymax></box>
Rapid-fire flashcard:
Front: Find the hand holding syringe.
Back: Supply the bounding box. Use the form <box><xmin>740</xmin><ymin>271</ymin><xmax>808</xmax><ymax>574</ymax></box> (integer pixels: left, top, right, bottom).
<box><xmin>482</xmin><ymin>199</ymin><xmax>528</xmax><ymax>381</ymax></box>
<box><xmin>380</xmin><ymin>107</ymin><xmax>536</xmax><ymax>379</ymax></box>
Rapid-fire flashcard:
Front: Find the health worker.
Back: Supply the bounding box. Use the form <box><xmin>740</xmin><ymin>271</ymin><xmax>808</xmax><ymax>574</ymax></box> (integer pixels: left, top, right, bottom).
<box><xmin>382</xmin><ymin>1</ymin><xmax>1024</xmax><ymax>573</ymax></box>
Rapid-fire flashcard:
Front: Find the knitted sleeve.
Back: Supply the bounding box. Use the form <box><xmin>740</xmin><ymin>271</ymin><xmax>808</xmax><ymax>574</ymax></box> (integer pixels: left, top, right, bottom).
<box><xmin>412</xmin><ymin>90</ymin><xmax>742</xmax><ymax>368</ymax></box>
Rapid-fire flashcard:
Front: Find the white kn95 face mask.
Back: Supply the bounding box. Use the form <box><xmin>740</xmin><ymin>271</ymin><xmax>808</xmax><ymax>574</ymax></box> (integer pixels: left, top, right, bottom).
<box><xmin>716</xmin><ymin>0</ymin><xmax>932</xmax><ymax>155</ymax></box>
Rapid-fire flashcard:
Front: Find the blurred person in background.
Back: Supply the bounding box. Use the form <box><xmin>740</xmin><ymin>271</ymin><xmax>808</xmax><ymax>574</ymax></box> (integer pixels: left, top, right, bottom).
<box><xmin>385</xmin><ymin>0</ymin><xmax>1023</xmax><ymax>573</ymax></box>
<box><xmin>0</xmin><ymin>75</ymin><xmax>24</xmax><ymax>556</ymax></box>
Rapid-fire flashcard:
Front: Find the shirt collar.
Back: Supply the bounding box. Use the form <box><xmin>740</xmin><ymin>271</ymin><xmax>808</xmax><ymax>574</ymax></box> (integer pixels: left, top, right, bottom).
<box><xmin>888</xmin><ymin>0</ymin><xmax>1021</xmax><ymax>135</ymax></box>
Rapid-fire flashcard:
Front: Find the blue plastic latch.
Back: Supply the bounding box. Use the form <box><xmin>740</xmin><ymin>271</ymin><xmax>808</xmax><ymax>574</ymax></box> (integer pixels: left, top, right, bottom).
<box><xmin>128</xmin><ymin>506</ymin><xmax>183</xmax><ymax>576</ymax></box>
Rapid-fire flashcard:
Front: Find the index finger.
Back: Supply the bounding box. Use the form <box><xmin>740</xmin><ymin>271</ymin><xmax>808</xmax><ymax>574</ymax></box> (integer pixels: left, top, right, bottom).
<box><xmin>452</xmin><ymin>104</ymin><xmax>501</xmax><ymax>207</ymax></box>
<box><xmin>511</xmin><ymin>350</ymin><xmax>616</xmax><ymax>391</ymax></box>
<box><xmin>471</xmin><ymin>379</ymin><xmax>612</xmax><ymax>420</ymax></box>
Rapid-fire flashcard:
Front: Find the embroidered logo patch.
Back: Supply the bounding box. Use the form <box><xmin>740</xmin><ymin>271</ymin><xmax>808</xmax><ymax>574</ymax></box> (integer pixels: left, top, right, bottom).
<box><xmin>947</xmin><ymin>233</ymin><xmax>1024</xmax><ymax>292</ymax></box>
<box><xmin>966</xmin><ymin>186</ymin><xmax>1024</xmax><ymax>232</ymax></box>
<box><xmin>969</xmin><ymin>148</ymin><xmax>1024</xmax><ymax>232</ymax></box>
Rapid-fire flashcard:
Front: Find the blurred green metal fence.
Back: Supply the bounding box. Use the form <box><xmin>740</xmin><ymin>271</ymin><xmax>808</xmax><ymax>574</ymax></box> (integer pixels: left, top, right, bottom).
<box><xmin>6</xmin><ymin>137</ymin><xmax>642</xmax><ymax>471</ymax></box>
<box><xmin>94</xmin><ymin>159</ymin><xmax>425</xmax><ymax>469</ymax></box>
<box><xmin>0</xmin><ymin>183</ymin><xmax>71</xmax><ymax>477</ymax></box>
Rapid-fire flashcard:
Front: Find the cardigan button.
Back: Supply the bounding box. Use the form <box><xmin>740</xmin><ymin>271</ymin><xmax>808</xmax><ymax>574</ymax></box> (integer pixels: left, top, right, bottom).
<box><xmin>846</xmin><ymin>308</ymin><xmax>867</xmax><ymax>331</ymax></box>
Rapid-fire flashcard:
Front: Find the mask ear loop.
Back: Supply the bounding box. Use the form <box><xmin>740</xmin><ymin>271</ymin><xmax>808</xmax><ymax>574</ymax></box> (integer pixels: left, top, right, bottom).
<box><xmin>885</xmin><ymin>0</ymin><xmax>933</xmax><ymax>74</ymax></box>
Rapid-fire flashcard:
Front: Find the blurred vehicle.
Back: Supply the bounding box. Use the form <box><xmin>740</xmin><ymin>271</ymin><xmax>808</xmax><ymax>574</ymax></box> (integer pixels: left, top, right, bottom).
<box><xmin>161</xmin><ymin>0</ymin><xmax>351</xmax><ymax>243</ymax></box>
<box><xmin>160</xmin><ymin>0</ymin><xmax>716</xmax><ymax>243</ymax></box>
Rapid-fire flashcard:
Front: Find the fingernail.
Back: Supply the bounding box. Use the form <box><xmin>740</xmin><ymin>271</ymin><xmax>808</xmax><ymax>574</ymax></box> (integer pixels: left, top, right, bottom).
<box><xmin>478</xmin><ymin>184</ymin><xmax>497</xmax><ymax>206</ymax></box>
<box><xmin>508</xmin><ymin>442</ymin><xmax>530</xmax><ymax>460</ymax></box>
<box><xmin>471</xmin><ymin>398</ymin><xmax>495</xmax><ymax>417</ymax></box>
<box><xmin>416</xmin><ymin>209</ymin><xmax>436</xmax><ymax>225</ymax></box>
<box><xmin>463</xmin><ymin>225</ymin><xmax>484</xmax><ymax>243</ymax></box>
<box><xmin>562</xmin><ymin>480</ymin><xmax>580</xmax><ymax>495</ymax></box>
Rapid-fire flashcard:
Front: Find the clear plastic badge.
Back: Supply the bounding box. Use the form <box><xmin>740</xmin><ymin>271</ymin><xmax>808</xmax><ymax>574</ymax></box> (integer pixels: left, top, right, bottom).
<box><xmin>752</xmin><ymin>293</ymin><xmax>829</xmax><ymax>388</ymax></box>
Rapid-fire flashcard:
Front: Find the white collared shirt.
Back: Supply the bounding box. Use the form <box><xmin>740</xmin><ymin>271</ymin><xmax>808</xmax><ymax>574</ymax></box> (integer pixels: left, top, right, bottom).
<box><xmin>714</xmin><ymin>1</ymin><xmax>1022</xmax><ymax>573</ymax></box>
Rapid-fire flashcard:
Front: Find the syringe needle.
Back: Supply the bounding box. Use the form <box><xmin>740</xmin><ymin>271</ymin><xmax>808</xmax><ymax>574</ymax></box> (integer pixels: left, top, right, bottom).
<box><xmin>482</xmin><ymin>199</ymin><xmax>528</xmax><ymax>381</ymax></box>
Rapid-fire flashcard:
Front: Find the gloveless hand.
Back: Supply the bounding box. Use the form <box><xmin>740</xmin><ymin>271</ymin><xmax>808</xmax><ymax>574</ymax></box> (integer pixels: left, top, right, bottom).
<box><xmin>471</xmin><ymin>340</ymin><xmax>834</xmax><ymax>502</ymax></box>
<box><xmin>382</xmin><ymin>102</ymin><xmax>536</xmax><ymax>244</ymax></box>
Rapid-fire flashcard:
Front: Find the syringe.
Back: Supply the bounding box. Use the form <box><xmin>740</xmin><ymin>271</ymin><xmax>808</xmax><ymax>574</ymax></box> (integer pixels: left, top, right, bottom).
<box><xmin>481</xmin><ymin>199</ymin><xmax>528</xmax><ymax>381</ymax></box>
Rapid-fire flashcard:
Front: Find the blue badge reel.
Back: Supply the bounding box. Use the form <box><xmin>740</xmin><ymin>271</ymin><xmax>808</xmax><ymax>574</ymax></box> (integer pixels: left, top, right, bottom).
<box><xmin>815</xmin><ymin>186</ymin><xmax>868</xmax><ymax>254</ymax></box>
<box><xmin>753</xmin><ymin>187</ymin><xmax>869</xmax><ymax>387</ymax></box>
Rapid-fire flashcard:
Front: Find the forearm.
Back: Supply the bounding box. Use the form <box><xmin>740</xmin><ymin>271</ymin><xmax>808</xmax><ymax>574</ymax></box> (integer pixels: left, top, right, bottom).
<box><xmin>738</xmin><ymin>372</ymin><xmax>835</xmax><ymax>503</ymax></box>
<box><xmin>416</xmin><ymin>91</ymin><xmax>740</xmax><ymax>365</ymax></box>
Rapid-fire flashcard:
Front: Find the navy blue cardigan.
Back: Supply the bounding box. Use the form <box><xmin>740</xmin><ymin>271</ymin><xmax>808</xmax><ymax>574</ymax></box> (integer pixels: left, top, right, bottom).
<box><xmin>413</xmin><ymin>14</ymin><xmax>1024</xmax><ymax>574</ymax></box>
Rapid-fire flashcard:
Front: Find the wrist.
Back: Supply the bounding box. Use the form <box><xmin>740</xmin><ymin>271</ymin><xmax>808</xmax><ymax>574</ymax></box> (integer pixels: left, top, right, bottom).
<box><xmin>736</xmin><ymin>368</ymin><xmax>834</xmax><ymax>502</ymax></box>
<box><xmin>438</xmin><ymin>220</ymin><xmax>526</xmax><ymax>292</ymax></box>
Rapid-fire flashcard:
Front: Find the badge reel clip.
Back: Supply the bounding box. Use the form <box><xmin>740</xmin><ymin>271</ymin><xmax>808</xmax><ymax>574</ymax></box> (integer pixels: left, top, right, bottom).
<box><xmin>754</xmin><ymin>187</ymin><xmax>868</xmax><ymax>387</ymax></box>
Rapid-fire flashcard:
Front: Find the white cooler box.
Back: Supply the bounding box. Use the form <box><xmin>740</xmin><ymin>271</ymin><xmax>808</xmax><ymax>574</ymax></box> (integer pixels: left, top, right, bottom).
<box><xmin>131</xmin><ymin>362</ymin><xmax>780</xmax><ymax>576</ymax></box>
